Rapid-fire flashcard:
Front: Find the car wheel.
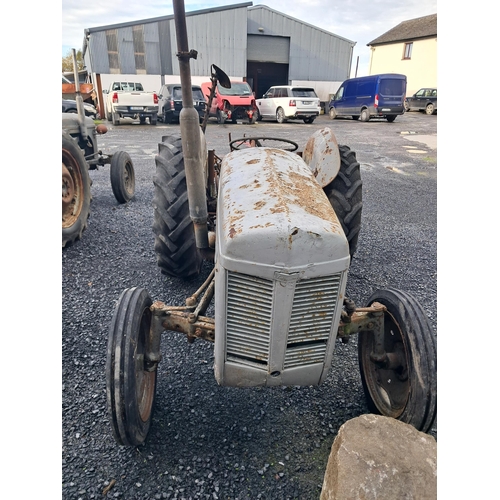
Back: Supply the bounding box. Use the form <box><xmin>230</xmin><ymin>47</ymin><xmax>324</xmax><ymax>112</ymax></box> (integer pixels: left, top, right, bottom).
<box><xmin>386</xmin><ymin>115</ymin><xmax>397</xmax><ymax>123</ymax></box>
<box><xmin>359</xmin><ymin>109</ymin><xmax>370</xmax><ymax>122</ymax></box>
<box><xmin>425</xmin><ymin>103</ymin><xmax>435</xmax><ymax>115</ymax></box>
<box><xmin>276</xmin><ymin>107</ymin><xmax>286</xmax><ymax>124</ymax></box>
<box><xmin>329</xmin><ymin>107</ymin><xmax>337</xmax><ymax>120</ymax></box>
<box><xmin>216</xmin><ymin>109</ymin><xmax>225</xmax><ymax>124</ymax></box>
<box><xmin>404</xmin><ymin>101</ymin><xmax>410</xmax><ymax>112</ymax></box>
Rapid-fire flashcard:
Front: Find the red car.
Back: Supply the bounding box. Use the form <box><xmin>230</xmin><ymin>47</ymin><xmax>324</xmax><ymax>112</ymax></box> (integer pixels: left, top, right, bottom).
<box><xmin>201</xmin><ymin>81</ymin><xmax>257</xmax><ymax>124</ymax></box>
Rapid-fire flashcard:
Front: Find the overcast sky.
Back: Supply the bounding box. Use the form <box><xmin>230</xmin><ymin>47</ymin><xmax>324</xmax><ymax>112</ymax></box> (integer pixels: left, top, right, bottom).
<box><xmin>62</xmin><ymin>0</ymin><xmax>437</xmax><ymax>77</ymax></box>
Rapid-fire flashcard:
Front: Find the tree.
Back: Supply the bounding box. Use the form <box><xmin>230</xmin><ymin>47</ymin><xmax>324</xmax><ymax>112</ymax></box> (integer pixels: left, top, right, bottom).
<box><xmin>62</xmin><ymin>49</ymin><xmax>84</xmax><ymax>73</ymax></box>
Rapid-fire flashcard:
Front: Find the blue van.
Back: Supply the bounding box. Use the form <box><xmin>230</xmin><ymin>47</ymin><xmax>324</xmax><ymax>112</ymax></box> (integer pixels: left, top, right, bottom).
<box><xmin>328</xmin><ymin>74</ymin><xmax>407</xmax><ymax>122</ymax></box>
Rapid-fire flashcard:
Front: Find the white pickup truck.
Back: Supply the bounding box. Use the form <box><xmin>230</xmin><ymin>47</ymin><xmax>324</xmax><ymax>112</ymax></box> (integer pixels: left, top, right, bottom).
<box><xmin>104</xmin><ymin>82</ymin><xmax>159</xmax><ymax>125</ymax></box>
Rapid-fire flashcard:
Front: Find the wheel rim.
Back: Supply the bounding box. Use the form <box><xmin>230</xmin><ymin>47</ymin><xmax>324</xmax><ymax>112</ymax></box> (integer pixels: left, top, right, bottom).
<box><xmin>359</xmin><ymin>311</ymin><xmax>410</xmax><ymax>418</ymax></box>
<box><xmin>329</xmin><ymin>108</ymin><xmax>335</xmax><ymax>119</ymax></box>
<box><xmin>62</xmin><ymin>159</ymin><xmax>83</xmax><ymax>228</ymax></box>
<box><xmin>135</xmin><ymin>307</ymin><xmax>155</xmax><ymax>422</ymax></box>
<box><xmin>123</xmin><ymin>161</ymin><xmax>135</xmax><ymax>196</ymax></box>
<box><xmin>426</xmin><ymin>104</ymin><xmax>433</xmax><ymax>115</ymax></box>
<box><xmin>277</xmin><ymin>109</ymin><xmax>284</xmax><ymax>122</ymax></box>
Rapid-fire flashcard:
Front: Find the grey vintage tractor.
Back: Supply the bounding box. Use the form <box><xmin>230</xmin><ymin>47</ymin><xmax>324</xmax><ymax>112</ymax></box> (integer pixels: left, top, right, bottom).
<box><xmin>106</xmin><ymin>0</ymin><xmax>436</xmax><ymax>446</ymax></box>
<box><xmin>62</xmin><ymin>50</ymin><xmax>136</xmax><ymax>248</ymax></box>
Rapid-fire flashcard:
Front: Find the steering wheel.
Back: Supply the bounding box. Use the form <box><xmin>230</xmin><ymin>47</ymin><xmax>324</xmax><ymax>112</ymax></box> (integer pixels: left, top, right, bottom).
<box><xmin>229</xmin><ymin>137</ymin><xmax>299</xmax><ymax>152</ymax></box>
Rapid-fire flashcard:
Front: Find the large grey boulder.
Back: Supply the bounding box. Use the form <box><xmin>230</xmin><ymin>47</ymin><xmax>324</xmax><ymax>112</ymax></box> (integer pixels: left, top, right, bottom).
<box><xmin>321</xmin><ymin>414</ymin><xmax>437</xmax><ymax>500</ymax></box>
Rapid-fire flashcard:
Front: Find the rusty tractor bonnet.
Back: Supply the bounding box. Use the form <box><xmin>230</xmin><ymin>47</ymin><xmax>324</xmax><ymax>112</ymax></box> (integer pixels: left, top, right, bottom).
<box><xmin>214</xmin><ymin>146</ymin><xmax>350</xmax><ymax>388</ymax></box>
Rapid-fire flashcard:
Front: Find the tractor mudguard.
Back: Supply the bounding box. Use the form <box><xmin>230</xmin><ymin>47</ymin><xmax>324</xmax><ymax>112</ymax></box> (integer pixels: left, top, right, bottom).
<box><xmin>302</xmin><ymin>127</ymin><xmax>341</xmax><ymax>188</ymax></box>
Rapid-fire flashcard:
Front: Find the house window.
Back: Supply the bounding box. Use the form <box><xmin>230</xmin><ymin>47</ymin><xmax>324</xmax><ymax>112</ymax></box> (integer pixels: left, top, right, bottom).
<box><xmin>403</xmin><ymin>42</ymin><xmax>413</xmax><ymax>60</ymax></box>
<box><xmin>106</xmin><ymin>30</ymin><xmax>119</xmax><ymax>72</ymax></box>
<box><xmin>133</xmin><ymin>25</ymin><xmax>146</xmax><ymax>73</ymax></box>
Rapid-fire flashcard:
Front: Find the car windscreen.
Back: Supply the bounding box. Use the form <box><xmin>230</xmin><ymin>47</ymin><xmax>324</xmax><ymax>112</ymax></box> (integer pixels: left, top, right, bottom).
<box><xmin>218</xmin><ymin>82</ymin><xmax>252</xmax><ymax>96</ymax></box>
<box><xmin>192</xmin><ymin>89</ymin><xmax>205</xmax><ymax>100</ymax></box>
<box><xmin>379</xmin><ymin>79</ymin><xmax>405</xmax><ymax>96</ymax></box>
<box><xmin>291</xmin><ymin>88</ymin><xmax>317</xmax><ymax>98</ymax></box>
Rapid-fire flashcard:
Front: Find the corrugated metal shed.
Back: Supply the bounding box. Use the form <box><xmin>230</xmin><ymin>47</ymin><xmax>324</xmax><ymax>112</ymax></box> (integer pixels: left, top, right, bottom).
<box><xmin>173</xmin><ymin>6</ymin><xmax>249</xmax><ymax>77</ymax></box>
<box><xmin>83</xmin><ymin>3</ymin><xmax>252</xmax><ymax>76</ymax></box>
<box><xmin>83</xmin><ymin>2</ymin><xmax>353</xmax><ymax>82</ymax></box>
<box><xmin>247</xmin><ymin>5</ymin><xmax>355</xmax><ymax>81</ymax></box>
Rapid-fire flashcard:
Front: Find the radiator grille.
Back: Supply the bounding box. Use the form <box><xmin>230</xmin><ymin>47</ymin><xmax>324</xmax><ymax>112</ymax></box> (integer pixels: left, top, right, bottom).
<box><xmin>225</xmin><ymin>271</ymin><xmax>342</xmax><ymax>370</ymax></box>
<box><xmin>226</xmin><ymin>272</ymin><xmax>273</xmax><ymax>367</ymax></box>
<box><xmin>284</xmin><ymin>274</ymin><xmax>342</xmax><ymax>369</ymax></box>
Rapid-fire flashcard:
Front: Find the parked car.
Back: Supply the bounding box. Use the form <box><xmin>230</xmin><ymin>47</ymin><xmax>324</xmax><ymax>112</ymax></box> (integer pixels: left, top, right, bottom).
<box><xmin>404</xmin><ymin>88</ymin><xmax>437</xmax><ymax>115</ymax></box>
<box><xmin>103</xmin><ymin>81</ymin><xmax>158</xmax><ymax>125</ymax></box>
<box><xmin>158</xmin><ymin>84</ymin><xmax>206</xmax><ymax>123</ymax></box>
<box><xmin>201</xmin><ymin>81</ymin><xmax>257</xmax><ymax>124</ymax></box>
<box><xmin>256</xmin><ymin>86</ymin><xmax>320</xmax><ymax>124</ymax></box>
<box><xmin>328</xmin><ymin>74</ymin><xmax>406</xmax><ymax>122</ymax></box>
<box><xmin>62</xmin><ymin>99</ymin><xmax>99</xmax><ymax>119</ymax></box>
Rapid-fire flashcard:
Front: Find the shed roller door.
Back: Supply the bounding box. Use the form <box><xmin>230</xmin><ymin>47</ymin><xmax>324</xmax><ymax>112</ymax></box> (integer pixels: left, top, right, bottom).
<box><xmin>247</xmin><ymin>35</ymin><xmax>290</xmax><ymax>64</ymax></box>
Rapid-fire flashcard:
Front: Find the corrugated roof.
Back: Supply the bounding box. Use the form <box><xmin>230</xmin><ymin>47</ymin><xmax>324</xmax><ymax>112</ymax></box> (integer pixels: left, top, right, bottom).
<box><xmin>84</xmin><ymin>2</ymin><xmax>253</xmax><ymax>33</ymax></box>
<box><xmin>367</xmin><ymin>13</ymin><xmax>437</xmax><ymax>46</ymax></box>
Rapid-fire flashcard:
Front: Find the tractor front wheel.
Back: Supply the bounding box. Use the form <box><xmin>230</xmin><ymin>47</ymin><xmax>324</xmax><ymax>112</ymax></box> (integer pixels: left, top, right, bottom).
<box><xmin>358</xmin><ymin>288</ymin><xmax>437</xmax><ymax>433</ymax></box>
<box><xmin>110</xmin><ymin>151</ymin><xmax>135</xmax><ymax>203</ymax></box>
<box><xmin>153</xmin><ymin>134</ymin><xmax>203</xmax><ymax>279</ymax></box>
<box><xmin>106</xmin><ymin>287</ymin><xmax>157</xmax><ymax>446</ymax></box>
<box><xmin>322</xmin><ymin>145</ymin><xmax>362</xmax><ymax>257</ymax></box>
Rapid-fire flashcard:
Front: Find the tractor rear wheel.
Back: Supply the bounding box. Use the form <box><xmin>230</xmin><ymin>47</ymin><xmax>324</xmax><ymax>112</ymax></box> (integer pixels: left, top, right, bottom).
<box><xmin>106</xmin><ymin>287</ymin><xmax>157</xmax><ymax>446</ymax></box>
<box><xmin>323</xmin><ymin>145</ymin><xmax>362</xmax><ymax>257</ymax></box>
<box><xmin>62</xmin><ymin>131</ymin><xmax>91</xmax><ymax>248</ymax></box>
<box><xmin>153</xmin><ymin>134</ymin><xmax>203</xmax><ymax>279</ymax></box>
<box><xmin>358</xmin><ymin>288</ymin><xmax>437</xmax><ymax>433</ymax></box>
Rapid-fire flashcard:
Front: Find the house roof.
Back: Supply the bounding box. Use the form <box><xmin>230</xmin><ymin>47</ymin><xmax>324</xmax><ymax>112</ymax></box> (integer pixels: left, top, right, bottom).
<box><xmin>367</xmin><ymin>13</ymin><xmax>437</xmax><ymax>46</ymax></box>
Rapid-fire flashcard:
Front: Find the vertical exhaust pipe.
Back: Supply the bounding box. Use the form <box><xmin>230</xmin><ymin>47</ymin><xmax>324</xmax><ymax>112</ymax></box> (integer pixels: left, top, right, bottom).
<box><xmin>71</xmin><ymin>49</ymin><xmax>87</xmax><ymax>138</ymax></box>
<box><xmin>172</xmin><ymin>0</ymin><xmax>209</xmax><ymax>252</ymax></box>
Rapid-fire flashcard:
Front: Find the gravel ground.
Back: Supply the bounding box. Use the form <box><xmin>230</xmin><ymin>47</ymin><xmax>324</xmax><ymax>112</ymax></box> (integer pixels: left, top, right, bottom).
<box><xmin>61</xmin><ymin>111</ymin><xmax>437</xmax><ymax>499</ymax></box>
